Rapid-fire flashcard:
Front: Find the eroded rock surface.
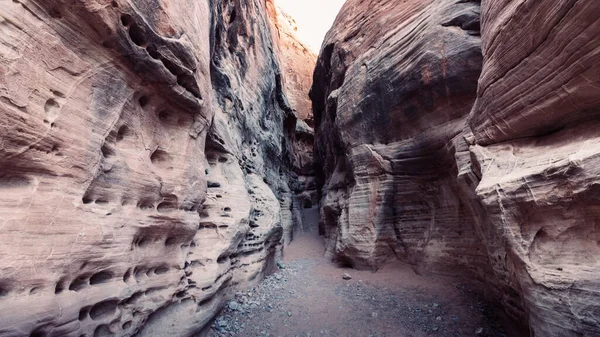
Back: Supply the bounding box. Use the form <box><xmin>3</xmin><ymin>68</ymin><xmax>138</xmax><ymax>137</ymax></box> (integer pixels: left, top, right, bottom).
<box><xmin>312</xmin><ymin>0</ymin><xmax>600</xmax><ymax>335</ymax></box>
<box><xmin>311</xmin><ymin>0</ymin><xmax>484</xmax><ymax>273</ymax></box>
<box><xmin>0</xmin><ymin>0</ymin><xmax>313</xmax><ymax>336</ymax></box>
<box><xmin>464</xmin><ymin>1</ymin><xmax>600</xmax><ymax>335</ymax></box>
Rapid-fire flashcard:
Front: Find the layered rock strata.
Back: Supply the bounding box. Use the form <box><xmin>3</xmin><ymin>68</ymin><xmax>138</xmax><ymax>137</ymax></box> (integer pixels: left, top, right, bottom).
<box><xmin>0</xmin><ymin>0</ymin><xmax>312</xmax><ymax>336</ymax></box>
<box><xmin>312</xmin><ymin>0</ymin><xmax>600</xmax><ymax>335</ymax></box>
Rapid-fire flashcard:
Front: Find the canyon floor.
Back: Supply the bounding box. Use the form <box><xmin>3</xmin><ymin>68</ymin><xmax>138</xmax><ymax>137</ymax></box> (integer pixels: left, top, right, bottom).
<box><xmin>206</xmin><ymin>208</ymin><xmax>508</xmax><ymax>337</ymax></box>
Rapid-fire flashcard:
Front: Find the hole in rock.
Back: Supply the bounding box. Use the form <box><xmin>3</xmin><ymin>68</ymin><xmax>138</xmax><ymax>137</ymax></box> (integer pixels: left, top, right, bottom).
<box><xmin>122</xmin><ymin>321</ymin><xmax>132</xmax><ymax>330</ymax></box>
<box><xmin>165</xmin><ymin>237</ymin><xmax>179</xmax><ymax>246</ymax></box>
<box><xmin>138</xmin><ymin>95</ymin><xmax>150</xmax><ymax>108</ymax></box>
<box><xmin>90</xmin><ymin>270</ymin><xmax>113</xmax><ymax>285</ymax></box>
<box><xmin>223</xmin><ymin>207</ymin><xmax>231</xmax><ymax>212</ymax></box>
<box><xmin>134</xmin><ymin>267</ymin><xmax>146</xmax><ymax>279</ymax></box>
<box><xmin>51</xmin><ymin>89</ymin><xmax>65</xmax><ymax>98</ymax></box>
<box><xmin>128</xmin><ymin>23</ymin><xmax>146</xmax><ymax>46</ymax></box>
<box><xmin>217</xmin><ymin>254</ymin><xmax>229</xmax><ymax>264</ymax></box>
<box><xmin>54</xmin><ymin>281</ymin><xmax>65</xmax><ymax>294</ymax></box>
<box><xmin>303</xmin><ymin>198</ymin><xmax>312</xmax><ymax>208</ymax></box>
<box><xmin>69</xmin><ymin>277</ymin><xmax>88</xmax><ymax>291</ymax></box>
<box><xmin>93</xmin><ymin>325</ymin><xmax>112</xmax><ymax>337</ymax></box>
<box><xmin>207</xmin><ymin>181</ymin><xmax>221</xmax><ymax>188</ymax></box>
<box><xmin>158</xmin><ymin>110</ymin><xmax>170</xmax><ymax>120</ymax></box>
<box><xmin>137</xmin><ymin>200</ymin><xmax>155</xmax><ymax>210</ymax></box>
<box><xmin>89</xmin><ymin>299</ymin><xmax>118</xmax><ymax>320</ymax></box>
<box><xmin>154</xmin><ymin>266</ymin><xmax>169</xmax><ymax>275</ymax></box>
<box><xmin>101</xmin><ymin>144</ymin><xmax>115</xmax><ymax>158</ymax></box>
<box><xmin>121</xmin><ymin>14</ymin><xmax>133</xmax><ymax>27</ymax></box>
<box><xmin>150</xmin><ymin>149</ymin><xmax>172</xmax><ymax>165</ymax></box>
<box><xmin>157</xmin><ymin>201</ymin><xmax>177</xmax><ymax>212</ymax></box>
<box><xmin>102</xmin><ymin>40</ymin><xmax>116</xmax><ymax>49</ymax></box>
<box><xmin>44</xmin><ymin>98</ymin><xmax>60</xmax><ymax>116</ymax></box>
<box><xmin>111</xmin><ymin>0</ymin><xmax>118</xmax><ymax>7</ymax></box>
<box><xmin>78</xmin><ymin>307</ymin><xmax>90</xmax><ymax>320</ymax></box>
<box><xmin>177</xmin><ymin>74</ymin><xmax>203</xmax><ymax>99</ymax></box>
<box><xmin>123</xmin><ymin>268</ymin><xmax>132</xmax><ymax>282</ymax></box>
<box><xmin>116</xmin><ymin>125</ymin><xmax>131</xmax><ymax>141</ymax></box>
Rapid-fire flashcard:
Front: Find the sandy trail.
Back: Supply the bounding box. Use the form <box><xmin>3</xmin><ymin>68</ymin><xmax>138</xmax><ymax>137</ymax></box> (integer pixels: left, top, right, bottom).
<box><xmin>208</xmin><ymin>208</ymin><xmax>507</xmax><ymax>337</ymax></box>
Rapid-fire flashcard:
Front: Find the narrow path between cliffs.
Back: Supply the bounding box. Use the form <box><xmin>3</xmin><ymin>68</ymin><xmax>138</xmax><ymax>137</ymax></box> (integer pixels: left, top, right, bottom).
<box><xmin>207</xmin><ymin>208</ymin><xmax>507</xmax><ymax>337</ymax></box>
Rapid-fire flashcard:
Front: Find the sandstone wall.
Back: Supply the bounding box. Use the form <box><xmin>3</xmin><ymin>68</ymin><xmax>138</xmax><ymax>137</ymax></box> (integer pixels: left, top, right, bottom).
<box><xmin>464</xmin><ymin>1</ymin><xmax>600</xmax><ymax>335</ymax></box>
<box><xmin>0</xmin><ymin>0</ymin><xmax>311</xmax><ymax>336</ymax></box>
<box><xmin>312</xmin><ymin>0</ymin><xmax>600</xmax><ymax>335</ymax></box>
<box><xmin>311</xmin><ymin>0</ymin><xmax>485</xmax><ymax>273</ymax></box>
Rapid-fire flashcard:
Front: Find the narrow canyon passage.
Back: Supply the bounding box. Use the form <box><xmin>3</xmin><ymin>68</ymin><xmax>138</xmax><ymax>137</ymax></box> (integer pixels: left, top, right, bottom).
<box><xmin>207</xmin><ymin>209</ymin><xmax>507</xmax><ymax>337</ymax></box>
<box><xmin>1</xmin><ymin>0</ymin><xmax>600</xmax><ymax>336</ymax></box>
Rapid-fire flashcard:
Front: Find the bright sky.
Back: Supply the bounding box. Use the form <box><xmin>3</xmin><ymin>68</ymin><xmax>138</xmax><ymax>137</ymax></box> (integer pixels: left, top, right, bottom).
<box><xmin>276</xmin><ymin>0</ymin><xmax>347</xmax><ymax>53</ymax></box>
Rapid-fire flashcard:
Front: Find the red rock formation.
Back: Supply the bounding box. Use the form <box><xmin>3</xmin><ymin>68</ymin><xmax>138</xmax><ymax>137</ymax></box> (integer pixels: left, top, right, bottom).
<box><xmin>312</xmin><ymin>0</ymin><xmax>600</xmax><ymax>335</ymax></box>
<box><xmin>463</xmin><ymin>1</ymin><xmax>600</xmax><ymax>335</ymax></box>
<box><xmin>267</xmin><ymin>1</ymin><xmax>316</xmax><ymax>122</ymax></box>
<box><xmin>311</xmin><ymin>0</ymin><xmax>485</xmax><ymax>272</ymax></box>
<box><xmin>0</xmin><ymin>0</ymin><xmax>313</xmax><ymax>335</ymax></box>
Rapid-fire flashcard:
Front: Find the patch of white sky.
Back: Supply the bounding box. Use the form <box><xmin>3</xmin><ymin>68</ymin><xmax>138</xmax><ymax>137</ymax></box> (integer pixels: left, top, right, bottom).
<box><xmin>276</xmin><ymin>0</ymin><xmax>347</xmax><ymax>53</ymax></box>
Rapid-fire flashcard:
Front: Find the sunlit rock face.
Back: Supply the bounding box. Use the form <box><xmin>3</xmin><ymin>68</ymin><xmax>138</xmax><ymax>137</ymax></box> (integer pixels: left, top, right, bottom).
<box><xmin>312</xmin><ymin>0</ymin><xmax>600</xmax><ymax>335</ymax></box>
<box><xmin>0</xmin><ymin>0</ymin><xmax>312</xmax><ymax>336</ymax></box>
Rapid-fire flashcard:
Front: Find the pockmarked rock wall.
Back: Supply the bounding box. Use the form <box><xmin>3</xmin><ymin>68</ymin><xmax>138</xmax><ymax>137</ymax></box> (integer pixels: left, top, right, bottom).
<box><xmin>0</xmin><ymin>0</ymin><xmax>313</xmax><ymax>336</ymax></box>
<box><xmin>311</xmin><ymin>0</ymin><xmax>600</xmax><ymax>335</ymax></box>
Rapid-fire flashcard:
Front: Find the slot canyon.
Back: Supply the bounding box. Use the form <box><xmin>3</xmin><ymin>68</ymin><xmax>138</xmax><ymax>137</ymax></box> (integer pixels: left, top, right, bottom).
<box><xmin>0</xmin><ymin>0</ymin><xmax>599</xmax><ymax>336</ymax></box>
